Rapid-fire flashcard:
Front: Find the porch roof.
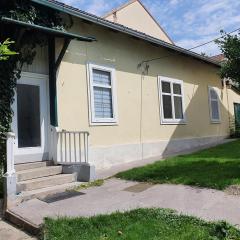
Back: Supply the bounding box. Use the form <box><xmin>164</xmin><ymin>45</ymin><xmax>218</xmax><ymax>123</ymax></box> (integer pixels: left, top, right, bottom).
<box><xmin>0</xmin><ymin>17</ymin><xmax>96</xmax><ymax>42</ymax></box>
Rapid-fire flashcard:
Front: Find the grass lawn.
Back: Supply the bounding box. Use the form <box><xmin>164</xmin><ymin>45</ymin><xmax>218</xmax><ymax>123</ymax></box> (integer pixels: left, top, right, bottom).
<box><xmin>116</xmin><ymin>140</ymin><xmax>240</xmax><ymax>190</ymax></box>
<box><xmin>44</xmin><ymin>208</ymin><xmax>240</xmax><ymax>240</ymax></box>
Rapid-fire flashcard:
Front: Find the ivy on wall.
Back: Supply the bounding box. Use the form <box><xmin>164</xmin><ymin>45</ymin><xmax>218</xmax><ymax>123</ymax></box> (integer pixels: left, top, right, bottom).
<box><xmin>0</xmin><ymin>0</ymin><xmax>71</xmax><ymax>172</ymax></box>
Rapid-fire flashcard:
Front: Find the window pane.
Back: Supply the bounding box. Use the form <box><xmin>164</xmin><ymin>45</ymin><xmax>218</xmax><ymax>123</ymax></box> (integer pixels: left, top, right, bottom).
<box><xmin>93</xmin><ymin>69</ymin><xmax>111</xmax><ymax>85</ymax></box>
<box><xmin>173</xmin><ymin>83</ymin><xmax>181</xmax><ymax>95</ymax></box>
<box><xmin>162</xmin><ymin>95</ymin><xmax>173</xmax><ymax>119</ymax></box>
<box><xmin>17</xmin><ymin>84</ymin><xmax>41</xmax><ymax>148</ymax></box>
<box><xmin>161</xmin><ymin>81</ymin><xmax>171</xmax><ymax>93</ymax></box>
<box><xmin>174</xmin><ymin>96</ymin><xmax>183</xmax><ymax>119</ymax></box>
<box><xmin>210</xmin><ymin>89</ymin><xmax>218</xmax><ymax>100</ymax></box>
<box><xmin>94</xmin><ymin>86</ymin><xmax>113</xmax><ymax>118</ymax></box>
<box><xmin>211</xmin><ymin>101</ymin><xmax>220</xmax><ymax>120</ymax></box>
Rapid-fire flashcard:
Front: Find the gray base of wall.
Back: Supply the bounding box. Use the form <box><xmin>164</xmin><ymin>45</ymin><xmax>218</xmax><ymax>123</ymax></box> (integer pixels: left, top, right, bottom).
<box><xmin>62</xmin><ymin>163</ymin><xmax>96</xmax><ymax>182</ymax></box>
<box><xmin>89</xmin><ymin>135</ymin><xmax>228</xmax><ymax>170</ymax></box>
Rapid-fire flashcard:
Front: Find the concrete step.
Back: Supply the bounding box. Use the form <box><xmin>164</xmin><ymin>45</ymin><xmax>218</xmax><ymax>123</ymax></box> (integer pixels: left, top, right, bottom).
<box><xmin>17</xmin><ymin>182</ymin><xmax>84</xmax><ymax>203</ymax></box>
<box><xmin>15</xmin><ymin>161</ymin><xmax>53</xmax><ymax>172</ymax></box>
<box><xmin>5</xmin><ymin>210</ymin><xmax>41</xmax><ymax>236</ymax></box>
<box><xmin>16</xmin><ymin>166</ymin><xmax>63</xmax><ymax>182</ymax></box>
<box><xmin>17</xmin><ymin>174</ymin><xmax>77</xmax><ymax>192</ymax></box>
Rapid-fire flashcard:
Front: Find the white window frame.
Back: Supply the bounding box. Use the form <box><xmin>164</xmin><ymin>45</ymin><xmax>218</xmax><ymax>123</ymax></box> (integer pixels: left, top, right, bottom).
<box><xmin>87</xmin><ymin>63</ymin><xmax>118</xmax><ymax>125</ymax></box>
<box><xmin>208</xmin><ymin>86</ymin><xmax>221</xmax><ymax>123</ymax></box>
<box><xmin>158</xmin><ymin>76</ymin><xmax>186</xmax><ymax>125</ymax></box>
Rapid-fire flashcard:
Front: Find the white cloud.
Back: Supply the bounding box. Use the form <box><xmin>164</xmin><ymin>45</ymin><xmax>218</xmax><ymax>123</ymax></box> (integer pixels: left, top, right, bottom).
<box><xmin>57</xmin><ymin>0</ymin><xmax>240</xmax><ymax>56</ymax></box>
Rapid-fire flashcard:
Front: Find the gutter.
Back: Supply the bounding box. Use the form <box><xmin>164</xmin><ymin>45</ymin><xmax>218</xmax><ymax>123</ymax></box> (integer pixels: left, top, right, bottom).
<box><xmin>31</xmin><ymin>0</ymin><xmax>220</xmax><ymax>67</ymax></box>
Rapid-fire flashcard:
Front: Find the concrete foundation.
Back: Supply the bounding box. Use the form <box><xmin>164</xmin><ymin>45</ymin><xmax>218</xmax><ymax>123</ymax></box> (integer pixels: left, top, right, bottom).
<box><xmin>89</xmin><ymin>135</ymin><xmax>228</xmax><ymax>170</ymax></box>
<box><xmin>3</xmin><ymin>174</ymin><xmax>17</xmax><ymax>209</ymax></box>
<box><xmin>62</xmin><ymin>163</ymin><xmax>96</xmax><ymax>182</ymax></box>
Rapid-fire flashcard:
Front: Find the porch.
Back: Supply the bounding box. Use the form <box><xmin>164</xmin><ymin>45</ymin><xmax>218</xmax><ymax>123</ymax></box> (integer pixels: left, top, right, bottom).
<box><xmin>1</xmin><ymin>17</ymin><xmax>96</xmax><ymax>208</ymax></box>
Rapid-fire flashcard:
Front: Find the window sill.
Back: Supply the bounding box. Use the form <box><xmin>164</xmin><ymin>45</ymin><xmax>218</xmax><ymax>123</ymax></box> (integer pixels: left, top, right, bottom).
<box><xmin>160</xmin><ymin>120</ymin><xmax>187</xmax><ymax>125</ymax></box>
<box><xmin>211</xmin><ymin>120</ymin><xmax>221</xmax><ymax>124</ymax></box>
<box><xmin>89</xmin><ymin>121</ymin><xmax>118</xmax><ymax>126</ymax></box>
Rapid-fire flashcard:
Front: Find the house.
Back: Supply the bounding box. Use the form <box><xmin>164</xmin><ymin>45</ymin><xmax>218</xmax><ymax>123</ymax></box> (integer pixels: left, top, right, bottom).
<box><xmin>2</xmin><ymin>0</ymin><xmax>240</xmax><ymax>207</ymax></box>
<box><xmin>210</xmin><ymin>54</ymin><xmax>226</xmax><ymax>63</ymax></box>
<box><xmin>103</xmin><ymin>0</ymin><xmax>174</xmax><ymax>44</ymax></box>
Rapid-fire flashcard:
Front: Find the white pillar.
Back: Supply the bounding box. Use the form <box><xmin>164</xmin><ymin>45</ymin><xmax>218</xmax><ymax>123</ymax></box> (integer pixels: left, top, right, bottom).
<box><xmin>5</xmin><ymin>132</ymin><xmax>15</xmax><ymax>176</ymax></box>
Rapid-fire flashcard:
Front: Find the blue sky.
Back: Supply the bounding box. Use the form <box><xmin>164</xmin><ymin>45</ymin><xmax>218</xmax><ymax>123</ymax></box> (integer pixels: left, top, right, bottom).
<box><xmin>58</xmin><ymin>0</ymin><xmax>240</xmax><ymax>56</ymax></box>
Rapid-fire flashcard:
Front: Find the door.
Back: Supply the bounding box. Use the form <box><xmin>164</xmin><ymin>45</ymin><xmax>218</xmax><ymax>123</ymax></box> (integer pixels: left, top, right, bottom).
<box><xmin>12</xmin><ymin>72</ymin><xmax>50</xmax><ymax>164</ymax></box>
<box><xmin>234</xmin><ymin>103</ymin><xmax>240</xmax><ymax>133</ymax></box>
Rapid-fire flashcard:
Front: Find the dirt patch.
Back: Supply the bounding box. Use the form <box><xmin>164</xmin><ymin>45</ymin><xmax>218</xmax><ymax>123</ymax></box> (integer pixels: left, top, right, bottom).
<box><xmin>225</xmin><ymin>185</ymin><xmax>240</xmax><ymax>196</ymax></box>
<box><xmin>123</xmin><ymin>183</ymin><xmax>153</xmax><ymax>193</ymax></box>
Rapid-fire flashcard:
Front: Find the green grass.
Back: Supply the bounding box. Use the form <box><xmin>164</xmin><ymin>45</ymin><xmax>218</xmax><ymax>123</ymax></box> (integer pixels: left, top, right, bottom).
<box><xmin>69</xmin><ymin>179</ymin><xmax>104</xmax><ymax>192</ymax></box>
<box><xmin>44</xmin><ymin>208</ymin><xmax>240</xmax><ymax>240</ymax></box>
<box><xmin>116</xmin><ymin>140</ymin><xmax>240</xmax><ymax>190</ymax></box>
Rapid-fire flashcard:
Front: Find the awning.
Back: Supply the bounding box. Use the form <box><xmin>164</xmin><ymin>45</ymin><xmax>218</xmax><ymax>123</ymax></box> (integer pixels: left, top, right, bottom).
<box><xmin>0</xmin><ymin>17</ymin><xmax>96</xmax><ymax>42</ymax></box>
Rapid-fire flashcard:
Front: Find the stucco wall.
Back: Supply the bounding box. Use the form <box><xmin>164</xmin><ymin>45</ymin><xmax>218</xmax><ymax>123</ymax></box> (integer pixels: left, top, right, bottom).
<box><xmin>227</xmin><ymin>87</ymin><xmax>240</xmax><ymax>117</ymax></box>
<box><xmin>56</xmin><ymin>18</ymin><xmax>230</xmax><ymax>148</ymax></box>
<box><xmin>104</xmin><ymin>0</ymin><xmax>173</xmax><ymax>44</ymax></box>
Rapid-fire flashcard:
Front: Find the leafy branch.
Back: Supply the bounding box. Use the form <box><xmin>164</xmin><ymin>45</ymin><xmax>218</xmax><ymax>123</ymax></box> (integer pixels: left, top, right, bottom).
<box><xmin>0</xmin><ymin>39</ymin><xmax>18</xmax><ymax>61</ymax></box>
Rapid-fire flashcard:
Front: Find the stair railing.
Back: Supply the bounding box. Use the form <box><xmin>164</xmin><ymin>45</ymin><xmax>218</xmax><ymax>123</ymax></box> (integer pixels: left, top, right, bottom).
<box><xmin>55</xmin><ymin>130</ymin><xmax>90</xmax><ymax>164</ymax></box>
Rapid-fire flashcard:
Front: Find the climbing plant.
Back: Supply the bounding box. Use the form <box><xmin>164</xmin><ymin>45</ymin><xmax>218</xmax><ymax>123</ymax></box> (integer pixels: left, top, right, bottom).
<box><xmin>0</xmin><ymin>0</ymin><xmax>71</xmax><ymax>172</ymax></box>
<box><xmin>0</xmin><ymin>39</ymin><xmax>17</xmax><ymax>60</ymax></box>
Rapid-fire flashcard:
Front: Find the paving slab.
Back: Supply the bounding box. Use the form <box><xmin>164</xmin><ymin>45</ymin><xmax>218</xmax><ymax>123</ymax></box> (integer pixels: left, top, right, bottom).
<box><xmin>0</xmin><ymin>218</ymin><xmax>36</xmax><ymax>240</ymax></box>
<box><xmin>9</xmin><ymin>178</ymin><xmax>240</xmax><ymax>228</ymax></box>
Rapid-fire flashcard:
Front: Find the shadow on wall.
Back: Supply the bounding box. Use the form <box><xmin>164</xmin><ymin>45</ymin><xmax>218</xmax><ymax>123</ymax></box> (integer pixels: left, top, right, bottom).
<box><xmin>158</xmin><ymin>79</ymin><xmax>233</xmax><ymax>158</ymax></box>
<box><xmin>55</xmin><ymin>18</ymin><xmax>235</xmax><ymax>163</ymax></box>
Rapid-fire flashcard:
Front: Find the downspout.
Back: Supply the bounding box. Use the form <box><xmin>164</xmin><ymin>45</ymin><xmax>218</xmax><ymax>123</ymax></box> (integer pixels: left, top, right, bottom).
<box><xmin>225</xmin><ymin>79</ymin><xmax>232</xmax><ymax>135</ymax></box>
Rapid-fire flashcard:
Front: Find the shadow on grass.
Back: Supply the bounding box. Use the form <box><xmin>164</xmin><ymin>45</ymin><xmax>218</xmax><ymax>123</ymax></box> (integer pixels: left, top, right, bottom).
<box><xmin>117</xmin><ymin>160</ymin><xmax>240</xmax><ymax>190</ymax></box>
<box><xmin>116</xmin><ymin>141</ymin><xmax>240</xmax><ymax>190</ymax></box>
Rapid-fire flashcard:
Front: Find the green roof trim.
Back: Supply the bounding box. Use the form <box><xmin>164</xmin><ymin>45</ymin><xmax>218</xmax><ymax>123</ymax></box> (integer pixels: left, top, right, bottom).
<box><xmin>31</xmin><ymin>0</ymin><xmax>220</xmax><ymax>67</ymax></box>
<box><xmin>0</xmin><ymin>17</ymin><xmax>96</xmax><ymax>42</ymax></box>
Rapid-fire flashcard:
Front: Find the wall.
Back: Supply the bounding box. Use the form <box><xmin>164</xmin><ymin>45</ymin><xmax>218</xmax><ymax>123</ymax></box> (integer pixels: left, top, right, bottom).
<box><xmin>227</xmin><ymin>87</ymin><xmax>240</xmax><ymax>117</ymax></box>
<box><xmin>104</xmin><ymin>0</ymin><xmax>173</xmax><ymax>44</ymax></box>
<box><xmin>22</xmin><ymin>46</ymin><xmax>48</xmax><ymax>75</ymax></box>
<box><xmin>56</xmin><ymin>17</ymin><xmax>231</xmax><ymax>169</ymax></box>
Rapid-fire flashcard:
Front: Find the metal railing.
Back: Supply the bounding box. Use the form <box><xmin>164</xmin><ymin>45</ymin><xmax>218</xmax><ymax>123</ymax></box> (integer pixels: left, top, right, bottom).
<box><xmin>56</xmin><ymin>130</ymin><xmax>89</xmax><ymax>164</ymax></box>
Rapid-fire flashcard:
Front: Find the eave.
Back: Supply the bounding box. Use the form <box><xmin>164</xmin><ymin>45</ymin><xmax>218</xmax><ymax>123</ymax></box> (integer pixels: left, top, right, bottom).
<box><xmin>0</xmin><ymin>17</ymin><xmax>96</xmax><ymax>42</ymax></box>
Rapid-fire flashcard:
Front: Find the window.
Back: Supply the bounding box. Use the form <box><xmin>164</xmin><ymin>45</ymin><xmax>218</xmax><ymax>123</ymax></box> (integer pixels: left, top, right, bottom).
<box><xmin>158</xmin><ymin>76</ymin><xmax>185</xmax><ymax>124</ymax></box>
<box><xmin>88</xmin><ymin>63</ymin><xmax>118</xmax><ymax>125</ymax></box>
<box><xmin>208</xmin><ymin>87</ymin><xmax>221</xmax><ymax>123</ymax></box>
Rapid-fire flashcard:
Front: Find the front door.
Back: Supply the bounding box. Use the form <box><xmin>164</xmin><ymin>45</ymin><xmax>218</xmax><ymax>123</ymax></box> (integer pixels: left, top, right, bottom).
<box><xmin>12</xmin><ymin>72</ymin><xmax>49</xmax><ymax>164</ymax></box>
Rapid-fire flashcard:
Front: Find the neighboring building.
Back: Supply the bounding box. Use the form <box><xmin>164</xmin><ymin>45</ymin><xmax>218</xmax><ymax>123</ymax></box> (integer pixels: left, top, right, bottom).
<box><xmin>210</xmin><ymin>54</ymin><xmax>226</xmax><ymax>63</ymax></box>
<box><xmin>103</xmin><ymin>0</ymin><xmax>173</xmax><ymax>44</ymax></box>
<box><xmin>3</xmin><ymin>0</ymin><xmax>240</xmax><ymax>206</ymax></box>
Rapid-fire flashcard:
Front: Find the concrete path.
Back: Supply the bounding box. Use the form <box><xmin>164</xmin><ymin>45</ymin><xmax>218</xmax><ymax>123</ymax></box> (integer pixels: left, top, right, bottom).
<box><xmin>0</xmin><ymin>219</ymin><xmax>36</xmax><ymax>240</ymax></box>
<box><xmin>9</xmin><ymin>178</ymin><xmax>240</xmax><ymax>228</ymax></box>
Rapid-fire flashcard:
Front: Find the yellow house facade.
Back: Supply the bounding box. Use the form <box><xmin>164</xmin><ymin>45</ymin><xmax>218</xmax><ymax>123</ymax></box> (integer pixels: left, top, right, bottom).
<box><xmin>9</xmin><ymin>0</ymin><xmax>240</xmax><ymax>172</ymax></box>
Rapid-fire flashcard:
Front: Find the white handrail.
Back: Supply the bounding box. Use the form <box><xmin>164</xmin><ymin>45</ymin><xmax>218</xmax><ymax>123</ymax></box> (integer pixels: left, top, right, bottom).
<box><xmin>56</xmin><ymin>130</ymin><xmax>90</xmax><ymax>164</ymax></box>
<box><xmin>5</xmin><ymin>132</ymin><xmax>16</xmax><ymax>176</ymax></box>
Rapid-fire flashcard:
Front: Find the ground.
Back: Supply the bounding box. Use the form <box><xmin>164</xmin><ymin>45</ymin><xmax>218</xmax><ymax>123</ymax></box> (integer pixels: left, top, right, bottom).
<box><xmin>2</xmin><ymin>140</ymin><xmax>240</xmax><ymax>239</ymax></box>
<box><xmin>44</xmin><ymin>208</ymin><xmax>240</xmax><ymax>240</ymax></box>
<box><xmin>116</xmin><ymin>140</ymin><xmax>240</xmax><ymax>190</ymax></box>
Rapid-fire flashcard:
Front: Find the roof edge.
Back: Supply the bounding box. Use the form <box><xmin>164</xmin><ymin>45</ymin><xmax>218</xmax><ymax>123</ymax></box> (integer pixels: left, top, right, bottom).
<box><xmin>31</xmin><ymin>0</ymin><xmax>220</xmax><ymax>67</ymax></box>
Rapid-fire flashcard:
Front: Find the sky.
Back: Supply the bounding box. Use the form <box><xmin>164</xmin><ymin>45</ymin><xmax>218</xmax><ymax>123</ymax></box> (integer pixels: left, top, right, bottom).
<box><xmin>58</xmin><ymin>0</ymin><xmax>240</xmax><ymax>56</ymax></box>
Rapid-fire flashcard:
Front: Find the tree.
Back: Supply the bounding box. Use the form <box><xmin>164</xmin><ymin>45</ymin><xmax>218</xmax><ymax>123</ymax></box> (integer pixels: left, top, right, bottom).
<box><xmin>216</xmin><ymin>31</ymin><xmax>240</xmax><ymax>85</ymax></box>
<box><xmin>0</xmin><ymin>39</ymin><xmax>17</xmax><ymax>61</ymax></box>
